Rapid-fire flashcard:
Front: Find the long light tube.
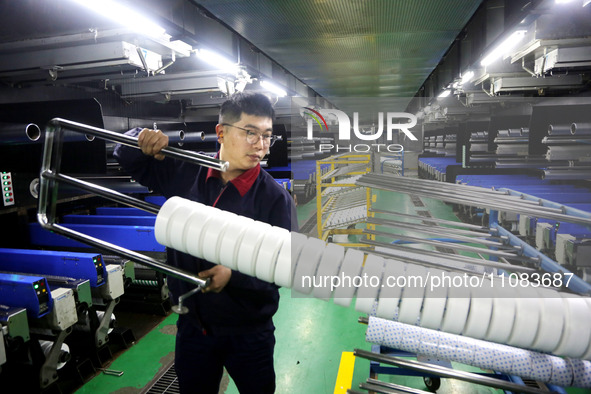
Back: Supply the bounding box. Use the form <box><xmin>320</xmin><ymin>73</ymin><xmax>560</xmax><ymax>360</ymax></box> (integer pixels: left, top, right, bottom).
<box><xmin>194</xmin><ymin>49</ymin><xmax>239</xmax><ymax>74</ymax></box>
<box><xmin>461</xmin><ymin>71</ymin><xmax>475</xmax><ymax>85</ymax></box>
<box><xmin>71</xmin><ymin>0</ymin><xmax>166</xmax><ymax>38</ymax></box>
<box><xmin>438</xmin><ymin>89</ymin><xmax>451</xmax><ymax>98</ymax></box>
<box><xmin>480</xmin><ymin>30</ymin><xmax>527</xmax><ymax>67</ymax></box>
<box><xmin>260</xmin><ymin>80</ymin><xmax>287</xmax><ymax>97</ymax></box>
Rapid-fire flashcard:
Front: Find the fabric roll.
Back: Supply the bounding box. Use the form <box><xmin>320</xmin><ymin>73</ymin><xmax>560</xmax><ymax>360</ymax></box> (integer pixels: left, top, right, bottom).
<box><xmin>365</xmin><ymin>316</ymin><xmax>590</xmax><ymax>388</ymax></box>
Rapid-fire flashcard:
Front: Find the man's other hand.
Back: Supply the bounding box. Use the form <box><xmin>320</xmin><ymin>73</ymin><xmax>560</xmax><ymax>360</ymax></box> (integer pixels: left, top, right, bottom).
<box><xmin>198</xmin><ymin>265</ymin><xmax>232</xmax><ymax>293</ymax></box>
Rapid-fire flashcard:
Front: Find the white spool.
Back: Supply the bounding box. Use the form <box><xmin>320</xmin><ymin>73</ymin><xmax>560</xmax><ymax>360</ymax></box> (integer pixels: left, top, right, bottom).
<box><xmin>255</xmin><ymin>227</ymin><xmax>289</xmax><ymax>283</ymax></box>
<box><xmin>493</xmin><ymin>343</ymin><xmax>516</xmax><ymax>373</ymax></box>
<box><xmin>399</xmin><ymin>324</ymin><xmax>422</xmax><ymax>354</ymax></box>
<box><xmin>365</xmin><ymin>316</ymin><xmax>387</xmax><ymax>343</ymax></box>
<box><xmin>506</xmin><ymin>285</ymin><xmax>542</xmax><ymax>348</ymax></box>
<box><xmin>39</xmin><ymin>340</ymin><xmax>70</xmax><ymax>370</ymax></box>
<box><xmin>581</xmin><ymin>297</ymin><xmax>591</xmax><ymax>360</ymax></box>
<box><xmin>355</xmin><ymin>255</ymin><xmax>385</xmax><ymax>313</ymax></box>
<box><xmin>571</xmin><ymin>359</ymin><xmax>591</xmax><ymax>388</ymax></box>
<box><xmin>169</xmin><ymin>201</ymin><xmax>205</xmax><ymax>251</ymax></box>
<box><xmin>183</xmin><ymin>205</ymin><xmax>221</xmax><ymax>258</ymax></box>
<box><xmin>473</xmin><ymin>341</ymin><xmax>501</xmax><ymax>371</ymax></box>
<box><xmin>530</xmin><ymin>287</ymin><xmax>565</xmax><ymax>353</ymax></box>
<box><xmin>201</xmin><ymin>212</ymin><xmax>233</xmax><ymax>263</ymax></box>
<box><xmin>454</xmin><ymin>336</ymin><xmax>479</xmax><ymax>365</ymax></box>
<box><xmin>418</xmin><ymin>329</ymin><xmax>440</xmax><ymax>358</ymax></box>
<box><xmin>485</xmin><ymin>285</ymin><xmax>516</xmax><ymax>344</ymax></box>
<box><xmin>376</xmin><ymin>260</ymin><xmax>407</xmax><ymax>320</ymax></box>
<box><xmin>382</xmin><ymin>320</ymin><xmax>405</xmax><ymax>350</ymax></box>
<box><xmin>154</xmin><ymin>196</ymin><xmax>186</xmax><ymax>245</ymax></box>
<box><xmin>274</xmin><ymin>232</ymin><xmax>307</xmax><ymax>288</ymax></box>
<box><xmin>440</xmin><ymin>276</ymin><xmax>470</xmax><ymax>334</ymax></box>
<box><xmin>333</xmin><ymin>249</ymin><xmax>365</xmax><ymax>307</ymax></box>
<box><xmin>435</xmin><ymin>331</ymin><xmax>458</xmax><ymax>361</ymax></box>
<box><xmin>292</xmin><ymin>237</ymin><xmax>326</xmax><ymax>294</ymax></box>
<box><xmin>236</xmin><ymin>220</ymin><xmax>272</xmax><ymax>277</ymax></box>
<box><xmin>419</xmin><ymin>268</ymin><xmax>448</xmax><ymax>330</ymax></box>
<box><xmin>509</xmin><ymin>347</ymin><xmax>533</xmax><ymax>378</ymax></box>
<box><xmin>397</xmin><ymin>264</ymin><xmax>427</xmax><ymax>326</ymax></box>
<box><xmin>548</xmin><ymin>355</ymin><xmax>573</xmax><ymax>386</ymax></box>
<box><xmin>217</xmin><ymin>215</ymin><xmax>254</xmax><ymax>270</ymax></box>
<box><xmin>312</xmin><ymin>243</ymin><xmax>346</xmax><ymax>300</ymax></box>
<box><xmin>529</xmin><ymin>352</ymin><xmax>553</xmax><ymax>383</ymax></box>
<box><xmin>463</xmin><ymin>281</ymin><xmax>493</xmax><ymax>339</ymax></box>
<box><xmin>553</xmin><ymin>295</ymin><xmax>591</xmax><ymax>358</ymax></box>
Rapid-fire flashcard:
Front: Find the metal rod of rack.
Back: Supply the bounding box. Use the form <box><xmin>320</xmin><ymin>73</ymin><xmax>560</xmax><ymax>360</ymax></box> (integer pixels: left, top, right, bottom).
<box><xmin>353</xmin><ymin>349</ymin><xmax>558</xmax><ymax>394</ymax></box>
<box><xmin>357</xmin><ymin>174</ymin><xmax>591</xmax><ymax>226</ymax></box>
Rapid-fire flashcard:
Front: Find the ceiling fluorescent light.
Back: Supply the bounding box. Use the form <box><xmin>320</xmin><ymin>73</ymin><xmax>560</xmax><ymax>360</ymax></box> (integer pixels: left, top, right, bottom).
<box><xmin>584</xmin><ymin>0</ymin><xmax>591</xmax><ymax>6</ymax></box>
<box><xmin>480</xmin><ymin>30</ymin><xmax>527</xmax><ymax>67</ymax></box>
<box><xmin>438</xmin><ymin>89</ymin><xmax>451</xmax><ymax>98</ymax></box>
<box><xmin>261</xmin><ymin>80</ymin><xmax>287</xmax><ymax>97</ymax></box>
<box><xmin>72</xmin><ymin>0</ymin><xmax>166</xmax><ymax>38</ymax></box>
<box><xmin>194</xmin><ymin>49</ymin><xmax>238</xmax><ymax>74</ymax></box>
<box><xmin>461</xmin><ymin>71</ymin><xmax>475</xmax><ymax>85</ymax></box>
<box><xmin>555</xmin><ymin>0</ymin><xmax>576</xmax><ymax>3</ymax></box>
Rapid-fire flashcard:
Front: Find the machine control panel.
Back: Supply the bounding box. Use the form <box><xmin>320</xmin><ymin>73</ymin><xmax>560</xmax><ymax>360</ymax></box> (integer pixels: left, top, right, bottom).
<box><xmin>2</xmin><ymin>172</ymin><xmax>14</xmax><ymax>206</ymax></box>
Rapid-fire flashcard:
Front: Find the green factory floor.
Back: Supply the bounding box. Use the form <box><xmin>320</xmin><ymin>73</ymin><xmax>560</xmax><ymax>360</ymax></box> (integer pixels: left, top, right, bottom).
<box><xmin>74</xmin><ymin>189</ymin><xmax>587</xmax><ymax>394</ymax></box>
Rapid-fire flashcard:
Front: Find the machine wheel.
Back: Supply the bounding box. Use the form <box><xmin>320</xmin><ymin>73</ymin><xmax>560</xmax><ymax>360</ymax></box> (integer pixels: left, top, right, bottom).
<box><xmin>424</xmin><ymin>376</ymin><xmax>441</xmax><ymax>392</ymax></box>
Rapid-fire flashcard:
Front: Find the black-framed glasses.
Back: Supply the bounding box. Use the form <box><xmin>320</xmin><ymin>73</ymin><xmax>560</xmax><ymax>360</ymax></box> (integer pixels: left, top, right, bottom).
<box><xmin>221</xmin><ymin>123</ymin><xmax>281</xmax><ymax>147</ymax></box>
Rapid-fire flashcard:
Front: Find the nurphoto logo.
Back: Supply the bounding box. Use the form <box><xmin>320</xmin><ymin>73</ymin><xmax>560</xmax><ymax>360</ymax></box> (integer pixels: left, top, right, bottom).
<box><xmin>302</xmin><ymin>107</ymin><xmax>418</xmax><ymax>153</ymax></box>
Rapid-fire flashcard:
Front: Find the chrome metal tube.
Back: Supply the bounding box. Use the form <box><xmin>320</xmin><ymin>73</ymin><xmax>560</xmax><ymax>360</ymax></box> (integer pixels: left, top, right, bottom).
<box><xmin>361</xmin><ymin>240</ymin><xmax>536</xmax><ymax>273</ymax></box>
<box><xmin>366</xmin><ymin>217</ymin><xmax>504</xmax><ymax>247</ymax></box>
<box><xmin>42</xmin><ymin>171</ymin><xmax>160</xmax><ymax>215</ymax></box>
<box><xmin>369</xmin><ymin>209</ymin><xmax>490</xmax><ymax>231</ymax></box>
<box><xmin>548</xmin><ymin>123</ymin><xmax>572</xmax><ymax>136</ymax></box>
<box><xmin>357</xmin><ymin>174</ymin><xmax>591</xmax><ymax>226</ymax></box>
<box><xmin>48</xmin><ymin>118</ymin><xmax>228</xmax><ymax>171</ymax></box>
<box><xmin>571</xmin><ymin>122</ymin><xmax>591</xmax><ymax>136</ymax></box>
<box><xmin>364</xmin><ymin>229</ymin><xmax>522</xmax><ymax>259</ymax></box>
<box><xmin>353</xmin><ymin>349</ymin><xmax>553</xmax><ymax>394</ymax></box>
<box><xmin>0</xmin><ymin>122</ymin><xmax>93</xmax><ymax>144</ymax></box>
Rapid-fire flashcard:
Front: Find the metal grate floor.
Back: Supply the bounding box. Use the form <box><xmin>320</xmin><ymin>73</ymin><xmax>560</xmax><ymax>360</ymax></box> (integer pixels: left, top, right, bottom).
<box><xmin>144</xmin><ymin>363</ymin><xmax>179</xmax><ymax>394</ymax></box>
<box><xmin>410</xmin><ymin>195</ymin><xmax>425</xmax><ymax>207</ymax></box>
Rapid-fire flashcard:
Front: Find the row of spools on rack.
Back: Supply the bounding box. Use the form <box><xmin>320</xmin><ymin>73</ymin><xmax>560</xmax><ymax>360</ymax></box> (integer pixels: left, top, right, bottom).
<box><xmin>155</xmin><ymin>197</ymin><xmax>591</xmax><ymax>388</ymax></box>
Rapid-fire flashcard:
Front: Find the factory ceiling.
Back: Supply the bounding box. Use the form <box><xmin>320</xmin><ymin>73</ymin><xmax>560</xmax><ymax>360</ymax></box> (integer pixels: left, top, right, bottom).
<box><xmin>0</xmin><ymin>0</ymin><xmax>484</xmax><ymax>109</ymax></box>
<box><xmin>190</xmin><ymin>0</ymin><xmax>484</xmax><ymax>98</ymax></box>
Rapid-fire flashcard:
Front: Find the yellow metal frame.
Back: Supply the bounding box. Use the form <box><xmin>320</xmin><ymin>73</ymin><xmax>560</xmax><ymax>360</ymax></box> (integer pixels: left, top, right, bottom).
<box><xmin>316</xmin><ymin>153</ymin><xmax>373</xmax><ymax>246</ymax></box>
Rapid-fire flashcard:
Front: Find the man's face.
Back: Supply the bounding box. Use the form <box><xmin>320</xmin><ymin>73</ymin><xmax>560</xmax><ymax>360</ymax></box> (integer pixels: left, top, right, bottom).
<box><xmin>218</xmin><ymin>113</ymin><xmax>273</xmax><ymax>172</ymax></box>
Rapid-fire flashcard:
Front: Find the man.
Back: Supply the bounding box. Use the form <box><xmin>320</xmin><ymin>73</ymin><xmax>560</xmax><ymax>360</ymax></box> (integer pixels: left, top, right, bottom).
<box><xmin>114</xmin><ymin>92</ymin><xmax>297</xmax><ymax>393</ymax></box>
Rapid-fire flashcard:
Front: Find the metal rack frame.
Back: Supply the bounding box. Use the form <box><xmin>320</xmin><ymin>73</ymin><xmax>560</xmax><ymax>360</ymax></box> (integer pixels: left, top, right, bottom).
<box><xmin>37</xmin><ymin>118</ymin><xmax>229</xmax><ymax>288</ymax></box>
<box><xmin>316</xmin><ymin>153</ymin><xmax>372</xmax><ymax>247</ymax></box>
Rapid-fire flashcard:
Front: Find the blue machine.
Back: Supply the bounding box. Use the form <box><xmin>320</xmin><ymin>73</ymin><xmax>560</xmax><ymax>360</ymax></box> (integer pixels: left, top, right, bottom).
<box><xmin>28</xmin><ymin>222</ymin><xmax>165</xmax><ymax>252</ymax></box>
<box><xmin>62</xmin><ymin>214</ymin><xmax>156</xmax><ymax>226</ymax></box>
<box><xmin>0</xmin><ymin>273</ymin><xmax>52</xmax><ymax>319</ymax></box>
<box><xmin>95</xmin><ymin>207</ymin><xmax>155</xmax><ymax>216</ymax></box>
<box><xmin>0</xmin><ymin>248</ymin><xmax>105</xmax><ymax>288</ymax></box>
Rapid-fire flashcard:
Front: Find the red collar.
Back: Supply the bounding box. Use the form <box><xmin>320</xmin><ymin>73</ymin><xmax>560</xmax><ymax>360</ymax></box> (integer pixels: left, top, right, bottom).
<box><xmin>206</xmin><ymin>164</ymin><xmax>260</xmax><ymax>197</ymax></box>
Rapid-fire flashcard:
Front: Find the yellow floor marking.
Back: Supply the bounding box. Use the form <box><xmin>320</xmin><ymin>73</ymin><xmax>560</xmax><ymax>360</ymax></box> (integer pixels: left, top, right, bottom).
<box><xmin>334</xmin><ymin>351</ymin><xmax>356</xmax><ymax>393</ymax></box>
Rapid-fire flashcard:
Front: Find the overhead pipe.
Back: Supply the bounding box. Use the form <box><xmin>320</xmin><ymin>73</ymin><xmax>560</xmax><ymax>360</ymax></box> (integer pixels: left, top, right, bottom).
<box><xmin>0</xmin><ymin>122</ymin><xmax>95</xmax><ymax>145</ymax></box>
<box><xmin>571</xmin><ymin>122</ymin><xmax>591</xmax><ymax>136</ymax></box>
<box><xmin>548</xmin><ymin>123</ymin><xmax>574</xmax><ymax>136</ymax></box>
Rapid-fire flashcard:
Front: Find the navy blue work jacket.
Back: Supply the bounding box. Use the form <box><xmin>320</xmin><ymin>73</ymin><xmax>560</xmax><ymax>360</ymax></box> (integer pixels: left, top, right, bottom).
<box><xmin>114</xmin><ymin>128</ymin><xmax>297</xmax><ymax>336</ymax></box>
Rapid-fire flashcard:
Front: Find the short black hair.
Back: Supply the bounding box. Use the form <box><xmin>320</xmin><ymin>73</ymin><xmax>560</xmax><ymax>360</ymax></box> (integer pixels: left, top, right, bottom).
<box><xmin>219</xmin><ymin>92</ymin><xmax>275</xmax><ymax>124</ymax></box>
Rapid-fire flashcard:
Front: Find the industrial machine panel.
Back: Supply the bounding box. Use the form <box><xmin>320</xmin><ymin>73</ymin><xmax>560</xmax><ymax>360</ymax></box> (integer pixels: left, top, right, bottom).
<box><xmin>0</xmin><ymin>273</ymin><xmax>52</xmax><ymax>319</ymax></box>
<box><xmin>0</xmin><ymin>248</ymin><xmax>105</xmax><ymax>287</ymax></box>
